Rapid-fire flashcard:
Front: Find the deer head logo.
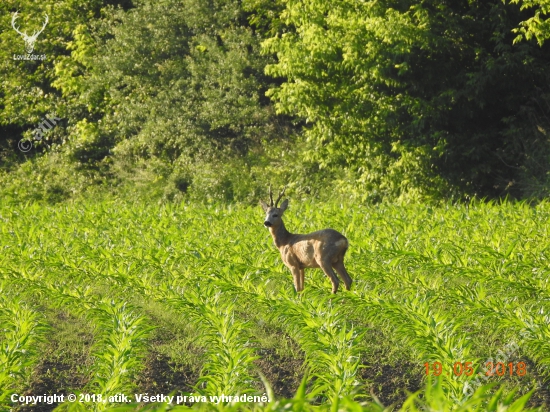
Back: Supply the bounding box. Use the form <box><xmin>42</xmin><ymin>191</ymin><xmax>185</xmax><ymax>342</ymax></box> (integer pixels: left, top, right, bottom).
<box><xmin>11</xmin><ymin>12</ymin><xmax>49</xmax><ymax>54</ymax></box>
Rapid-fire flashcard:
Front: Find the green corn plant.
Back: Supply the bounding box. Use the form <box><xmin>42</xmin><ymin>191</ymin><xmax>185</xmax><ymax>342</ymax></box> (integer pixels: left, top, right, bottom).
<box><xmin>0</xmin><ymin>291</ymin><xmax>48</xmax><ymax>407</ymax></box>
<box><xmin>1</xmin><ymin>198</ymin><xmax>550</xmax><ymax>411</ymax></box>
<box><xmin>85</xmin><ymin>300</ymin><xmax>152</xmax><ymax>410</ymax></box>
<box><xmin>1</xmin><ymin>269</ymin><xmax>152</xmax><ymax>411</ymax></box>
<box><xmin>344</xmin><ymin>293</ymin><xmax>476</xmax><ymax>403</ymax></box>
<box><xmin>401</xmin><ymin>376</ymin><xmax>538</xmax><ymax>412</ymax></box>
<box><xmin>456</xmin><ymin>288</ymin><xmax>550</xmax><ymax>383</ymax></box>
<box><xmin>267</xmin><ymin>289</ymin><xmax>365</xmax><ymax>407</ymax></box>
<box><xmin>159</xmin><ymin>280</ymin><xmax>260</xmax><ymax>397</ymax></box>
<box><xmin>100</xmin><ymin>376</ymin><xmax>538</xmax><ymax>411</ymax></box>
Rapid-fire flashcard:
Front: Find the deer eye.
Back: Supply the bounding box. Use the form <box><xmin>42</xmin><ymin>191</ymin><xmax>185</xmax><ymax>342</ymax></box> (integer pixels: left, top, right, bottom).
<box><xmin>272</xmin><ymin>214</ymin><xmax>278</xmax><ymax>218</ymax></box>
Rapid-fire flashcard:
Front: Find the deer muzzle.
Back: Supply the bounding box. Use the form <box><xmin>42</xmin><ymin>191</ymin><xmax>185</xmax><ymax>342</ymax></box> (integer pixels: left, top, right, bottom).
<box><xmin>264</xmin><ymin>221</ymin><xmax>272</xmax><ymax>227</ymax></box>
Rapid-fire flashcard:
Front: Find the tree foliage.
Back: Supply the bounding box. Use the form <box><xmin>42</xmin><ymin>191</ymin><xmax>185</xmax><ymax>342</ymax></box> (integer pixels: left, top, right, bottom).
<box><xmin>1</xmin><ymin>0</ymin><xmax>293</xmax><ymax>202</ymax></box>
<box><xmin>1</xmin><ymin>0</ymin><xmax>550</xmax><ymax>203</ymax></box>
<box><xmin>264</xmin><ymin>0</ymin><xmax>550</xmax><ymax>201</ymax></box>
<box><xmin>0</xmin><ymin>1</ymin><xmax>119</xmax><ymax>159</ymax></box>
<box><xmin>511</xmin><ymin>0</ymin><xmax>550</xmax><ymax>45</ymax></box>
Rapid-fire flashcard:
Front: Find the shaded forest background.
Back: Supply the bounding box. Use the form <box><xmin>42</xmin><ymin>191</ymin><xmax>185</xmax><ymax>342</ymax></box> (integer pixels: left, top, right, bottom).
<box><xmin>1</xmin><ymin>0</ymin><xmax>550</xmax><ymax>204</ymax></box>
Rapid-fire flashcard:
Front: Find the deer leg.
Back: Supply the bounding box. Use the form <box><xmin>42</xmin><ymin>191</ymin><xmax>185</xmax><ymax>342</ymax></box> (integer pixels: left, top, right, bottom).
<box><xmin>290</xmin><ymin>266</ymin><xmax>302</xmax><ymax>293</ymax></box>
<box><xmin>319</xmin><ymin>261</ymin><xmax>340</xmax><ymax>293</ymax></box>
<box><xmin>298</xmin><ymin>269</ymin><xmax>305</xmax><ymax>292</ymax></box>
<box><xmin>333</xmin><ymin>261</ymin><xmax>353</xmax><ymax>291</ymax></box>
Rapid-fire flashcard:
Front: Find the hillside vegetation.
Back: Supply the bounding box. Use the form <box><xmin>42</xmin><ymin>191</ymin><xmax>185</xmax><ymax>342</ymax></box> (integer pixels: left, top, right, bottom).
<box><xmin>1</xmin><ymin>0</ymin><xmax>550</xmax><ymax>203</ymax></box>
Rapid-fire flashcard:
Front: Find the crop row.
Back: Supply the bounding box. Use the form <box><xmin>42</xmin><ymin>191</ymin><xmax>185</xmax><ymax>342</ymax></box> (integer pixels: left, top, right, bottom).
<box><xmin>1</xmin><ymin>199</ymin><xmax>549</xmax><ymax>410</ymax></box>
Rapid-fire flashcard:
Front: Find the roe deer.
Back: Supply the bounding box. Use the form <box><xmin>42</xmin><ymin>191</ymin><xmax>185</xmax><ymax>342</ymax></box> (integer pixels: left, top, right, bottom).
<box><xmin>260</xmin><ymin>186</ymin><xmax>352</xmax><ymax>293</ymax></box>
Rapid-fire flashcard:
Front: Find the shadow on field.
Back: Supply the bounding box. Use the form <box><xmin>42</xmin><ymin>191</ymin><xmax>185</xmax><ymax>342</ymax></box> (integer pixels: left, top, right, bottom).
<box><xmin>136</xmin><ymin>351</ymin><xmax>199</xmax><ymax>395</ymax></box>
<box><xmin>521</xmin><ymin>357</ymin><xmax>550</xmax><ymax>409</ymax></box>
<box><xmin>360</xmin><ymin>357</ymin><xmax>423</xmax><ymax>407</ymax></box>
<box><xmin>254</xmin><ymin>348</ymin><xmax>304</xmax><ymax>398</ymax></box>
<box><xmin>16</xmin><ymin>311</ymin><xmax>93</xmax><ymax>412</ymax></box>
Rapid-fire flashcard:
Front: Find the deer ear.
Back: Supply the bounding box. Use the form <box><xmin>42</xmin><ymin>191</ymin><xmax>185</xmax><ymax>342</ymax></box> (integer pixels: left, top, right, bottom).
<box><xmin>260</xmin><ymin>200</ymin><xmax>269</xmax><ymax>212</ymax></box>
<box><xmin>279</xmin><ymin>199</ymin><xmax>289</xmax><ymax>213</ymax></box>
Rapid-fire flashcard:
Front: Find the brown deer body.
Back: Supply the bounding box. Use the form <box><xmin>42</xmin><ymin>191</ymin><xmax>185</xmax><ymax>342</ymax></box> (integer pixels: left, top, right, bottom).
<box><xmin>260</xmin><ymin>187</ymin><xmax>353</xmax><ymax>293</ymax></box>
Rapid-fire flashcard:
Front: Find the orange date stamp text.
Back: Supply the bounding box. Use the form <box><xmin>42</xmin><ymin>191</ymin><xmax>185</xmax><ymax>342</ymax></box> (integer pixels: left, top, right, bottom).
<box><xmin>424</xmin><ymin>361</ymin><xmax>526</xmax><ymax>377</ymax></box>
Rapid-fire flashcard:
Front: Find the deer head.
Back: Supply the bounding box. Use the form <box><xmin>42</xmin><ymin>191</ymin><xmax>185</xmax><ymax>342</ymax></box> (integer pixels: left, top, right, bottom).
<box><xmin>12</xmin><ymin>12</ymin><xmax>49</xmax><ymax>54</ymax></box>
<box><xmin>260</xmin><ymin>185</ymin><xmax>288</xmax><ymax>228</ymax></box>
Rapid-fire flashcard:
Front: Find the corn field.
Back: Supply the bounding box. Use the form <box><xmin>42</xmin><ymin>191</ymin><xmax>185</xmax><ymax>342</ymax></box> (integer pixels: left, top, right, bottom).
<box><xmin>0</xmin><ymin>199</ymin><xmax>549</xmax><ymax>411</ymax></box>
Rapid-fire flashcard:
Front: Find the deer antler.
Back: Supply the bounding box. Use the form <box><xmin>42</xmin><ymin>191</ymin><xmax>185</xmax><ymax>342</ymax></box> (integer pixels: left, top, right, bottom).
<box><xmin>11</xmin><ymin>12</ymin><xmax>26</xmax><ymax>37</ymax></box>
<box><xmin>274</xmin><ymin>186</ymin><xmax>286</xmax><ymax>208</ymax></box>
<box><xmin>11</xmin><ymin>13</ymin><xmax>49</xmax><ymax>38</ymax></box>
<box><xmin>11</xmin><ymin>12</ymin><xmax>49</xmax><ymax>54</ymax></box>
<box><xmin>268</xmin><ymin>183</ymin><xmax>274</xmax><ymax>207</ymax></box>
<box><xmin>33</xmin><ymin>14</ymin><xmax>49</xmax><ymax>38</ymax></box>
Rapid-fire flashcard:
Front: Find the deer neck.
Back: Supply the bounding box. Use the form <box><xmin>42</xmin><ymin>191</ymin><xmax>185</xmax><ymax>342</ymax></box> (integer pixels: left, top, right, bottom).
<box><xmin>269</xmin><ymin>221</ymin><xmax>292</xmax><ymax>249</ymax></box>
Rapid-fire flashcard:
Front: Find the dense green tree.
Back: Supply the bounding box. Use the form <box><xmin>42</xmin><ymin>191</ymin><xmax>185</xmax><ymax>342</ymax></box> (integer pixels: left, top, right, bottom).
<box><xmin>511</xmin><ymin>0</ymin><xmax>550</xmax><ymax>45</ymax></box>
<box><xmin>65</xmin><ymin>0</ymin><xmax>293</xmax><ymax>200</ymax></box>
<box><xmin>0</xmin><ymin>0</ymin><xmax>131</xmax><ymax>165</ymax></box>
<box><xmin>264</xmin><ymin>0</ymin><xmax>550</xmax><ymax>201</ymax></box>
<box><xmin>1</xmin><ymin>0</ymin><xmax>294</xmax><ymax>202</ymax></box>
<box><xmin>3</xmin><ymin>0</ymin><xmax>550</xmax><ymax>203</ymax></box>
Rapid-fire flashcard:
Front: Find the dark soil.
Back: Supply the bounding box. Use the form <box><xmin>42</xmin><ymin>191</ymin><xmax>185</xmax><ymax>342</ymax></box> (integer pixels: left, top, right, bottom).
<box><xmin>136</xmin><ymin>351</ymin><xmax>198</xmax><ymax>395</ymax></box>
<box><xmin>360</xmin><ymin>357</ymin><xmax>423</xmax><ymax>408</ymax></box>
<box><xmin>518</xmin><ymin>357</ymin><xmax>550</xmax><ymax>409</ymax></box>
<box><xmin>16</xmin><ymin>311</ymin><xmax>94</xmax><ymax>412</ymax></box>
<box><xmin>253</xmin><ymin>348</ymin><xmax>304</xmax><ymax>398</ymax></box>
